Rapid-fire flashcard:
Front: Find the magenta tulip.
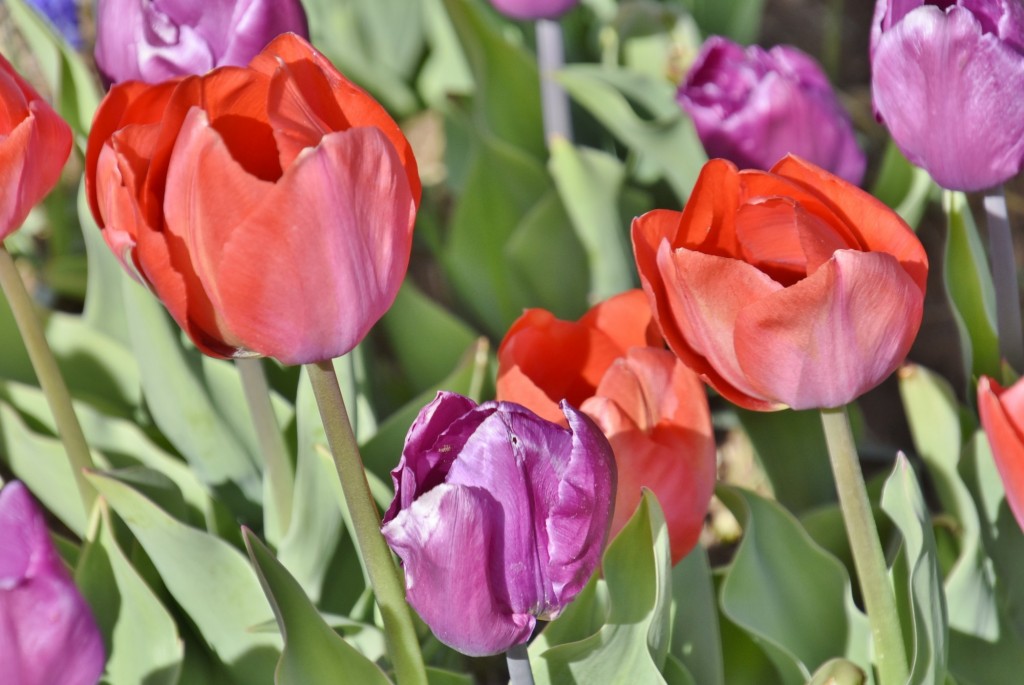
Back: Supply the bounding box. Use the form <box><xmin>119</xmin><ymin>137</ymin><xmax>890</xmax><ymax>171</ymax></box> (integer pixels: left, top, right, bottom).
<box><xmin>381</xmin><ymin>392</ymin><xmax>616</xmax><ymax>656</ymax></box>
<box><xmin>871</xmin><ymin>0</ymin><xmax>1024</xmax><ymax>191</ymax></box>
<box><xmin>0</xmin><ymin>481</ymin><xmax>105</xmax><ymax>685</ymax></box>
<box><xmin>488</xmin><ymin>0</ymin><xmax>579</xmax><ymax>20</ymax></box>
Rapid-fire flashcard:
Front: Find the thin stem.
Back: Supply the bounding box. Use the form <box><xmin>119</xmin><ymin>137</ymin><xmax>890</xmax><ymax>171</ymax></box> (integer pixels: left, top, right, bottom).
<box><xmin>985</xmin><ymin>186</ymin><xmax>1024</xmax><ymax>371</ymax></box>
<box><xmin>536</xmin><ymin>19</ymin><xmax>573</xmax><ymax>145</ymax></box>
<box><xmin>820</xmin><ymin>407</ymin><xmax>908</xmax><ymax>685</ymax></box>
<box><xmin>506</xmin><ymin>643</ymin><xmax>536</xmax><ymax>685</ymax></box>
<box><xmin>0</xmin><ymin>245</ymin><xmax>95</xmax><ymax>514</ymax></box>
<box><xmin>306</xmin><ymin>360</ymin><xmax>427</xmax><ymax>685</ymax></box>
<box><xmin>237</xmin><ymin>358</ymin><xmax>294</xmax><ymax>539</ymax></box>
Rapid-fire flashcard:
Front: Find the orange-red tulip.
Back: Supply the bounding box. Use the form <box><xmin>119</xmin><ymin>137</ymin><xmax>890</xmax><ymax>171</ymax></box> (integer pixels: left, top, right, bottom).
<box><xmin>85</xmin><ymin>33</ymin><xmax>420</xmax><ymax>364</ymax></box>
<box><xmin>978</xmin><ymin>375</ymin><xmax>1024</xmax><ymax>533</ymax></box>
<box><xmin>497</xmin><ymin>290</ymin><xmax>716</xmax><ymax>563</ymax></box>
<box><xmin>0</xmin><ymin>53</ymin><xmax>72</xmax><ymax>239</ymax></box>
<box><xmin>633</xmin><ymin>155</ymin><xmax>928</xmax><ymax>411</ymax></box>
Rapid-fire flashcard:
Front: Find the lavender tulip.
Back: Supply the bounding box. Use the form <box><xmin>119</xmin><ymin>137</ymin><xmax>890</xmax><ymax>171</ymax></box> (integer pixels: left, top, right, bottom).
<box><xmin>871</xmin><ymin>0</ymin><xmax>1024</xmax><ymax>191</ymax></box>
<box><xmin>0</xmin><ymin>481</ymin><xmax>105</xmax><ymax>685</ymax></box>
<box><xmin>678</xmin><ymin>36</ymin><xmax>866</xmax><ymax>185</ymax></box>
<box><xmin>381</xmin><ymin>392</ymin><xmax>616</xmax><ymax>657</ymax></box>
<box><xmin>488</xmin><ymin>0</ymin><xmax>579</xmax><ymax>21</ymax></box>
<box><xmin>94</xmin><ymin>0</ymin><xmax>309</xmax><ymax>84</ymax></box>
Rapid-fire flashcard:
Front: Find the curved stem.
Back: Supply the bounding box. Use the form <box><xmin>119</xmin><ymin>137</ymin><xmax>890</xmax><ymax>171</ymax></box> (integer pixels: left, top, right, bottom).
<box><xmin>820</xmin><ymin>407</ymin><xmax>908</xmax><ymax>685</ymax></box>
<box><xmin>536</xmin><ymin>18</ymin><xmax>573</xmax><ymax>145</ymax></box>
<box><xmin>507</xmin><ymin>643</ymin><xmax>536</xmax><ymax>685</ymax></box>
<box><xmin>984</xmin><ymin>186</ymin><xmax>1024</xmax><ymax>371</ymax></box>
<box><xmin>306</xmin><ymin>360</ymin><xmax>427</xmax><ymax>685</ymax></box>
<box><xmin>0</xmin><ymin>245</ymin><xmax>95</xmax><ymax>515</ymax></box>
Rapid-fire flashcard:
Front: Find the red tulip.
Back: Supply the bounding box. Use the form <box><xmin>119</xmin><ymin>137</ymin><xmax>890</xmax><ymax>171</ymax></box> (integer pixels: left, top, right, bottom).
<box><xmin>978</xmin><ymin>375</ymin><xmax>1024</xmax><ymax>533</ymax></box>
<box><xmin>497</xmin><ymin>291</ymin><xmax>716</xmax><ymax>563</ymax></box>
<box><xmin>0</xmin><ymin>53</ymin><xmax>72</xmax><ymax>239</ymax></box>
<box><xmin>85</xmin><ymin>33</ymin><xmax>420</xmax><ymax>364</ymax></box>
<box><xmin>633</xmin><ymin>155</ymin><xmax>928</xmax><ymax>411</ymax></box>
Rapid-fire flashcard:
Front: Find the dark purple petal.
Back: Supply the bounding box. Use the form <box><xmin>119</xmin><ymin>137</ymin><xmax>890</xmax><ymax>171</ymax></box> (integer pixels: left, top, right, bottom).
<box><xmin>0</xmin><ymin>482</ymin><xmax>105</xmax><ymax>685</ymax></box>
<box><xmin>872</xmin><ymin>5</ymin><xmax>1024</xmax><ymax>190</ymax></box>
<box><xmin>382</xmin><ymin>484</ymin><xmax>535</xmax><ymax>657</ymax></box>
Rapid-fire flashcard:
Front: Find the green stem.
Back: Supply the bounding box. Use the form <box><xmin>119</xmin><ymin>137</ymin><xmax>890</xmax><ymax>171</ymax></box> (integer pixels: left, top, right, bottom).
<box><xmin>0</xmin><ymin>245</ymin><xmax>95</xmax><ymax>514</ymax></box>
<box><xmin>237</xmin><ymin>358</ymin><xmax>294</xmax><ymax>539</ymax></box>
<box><xmin>984</xmin><ymin>186</ymin><xmax>1024</xmax><ymax>372</ymax></box>
<box><xmin>820</xmin><ymin>407</ymin><xmax>907</xmax><ymax>685</ymax></box>
<box><xmin>306</xmin><ymin>360</ymin><xmax>427</xmax><ymax>685</ymax></box>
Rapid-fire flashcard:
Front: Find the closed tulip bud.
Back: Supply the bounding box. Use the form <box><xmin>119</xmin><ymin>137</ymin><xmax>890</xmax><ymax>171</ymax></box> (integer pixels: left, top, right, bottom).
<box><xmin>381</xmin><ymin>392</ymin><xmax>615</xmax><ymax>657</ymax></box>
<box><xmin>488</xmin><ymin>0</ymin><xmax>579</xmax><ymax>21</ymax></box>
<box><xmin>978</xmin><ymin>376</ymin><xmax>1024</xmax><ymax>533</ymax></box>
<box><xmin>679</xmin><ymin>36</ymin><xmax>866</xmax><ymax>185</ymax></box>
<box><xmin>95</xmin><ymin>0</ymin><xmax>309</xmax><ymax>84</ymax></box>
<box><xmin>871</xmin><ymin>0</ymin><xmax>1024</xmax><ymax>191</ymax></box>
<box><xmin>85</xmin><ymin>34</ymin><xmax>420</xmax><ymax>365</ymax></box>
<box><xmin>0</xmin><ymin>53</ymin><xmax>72</xmax><ymax>239</ymax></box>
<box><xmin>0</xmin><ymin>481</ymin><xmax>105</xmax><ymax>685</ymax></box>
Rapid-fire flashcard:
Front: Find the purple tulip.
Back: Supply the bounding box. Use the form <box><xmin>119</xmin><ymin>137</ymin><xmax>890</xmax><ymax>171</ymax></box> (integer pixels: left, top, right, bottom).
<box><xmin>488</xmin><ymin>0</ymin><xmax>579</xmax><ymax>21</ymax></box>
<box><xmin>94</xmin><ymin>0</ymin><xmax>309</xmax><ymax>84</ymax></box>
<box><xmin>871</xmin><ymin>0</ymin><xmax>1024</xmax><ymax>191</ymax></box>
<box><xmin>381</xmin><ymin>392</ymin><xmax>616</xmax><ymax>657</ymax></box>
<box><xmin>0</xmin><ymin>481</ymin><xmax>105</xmax><ymax>685</ymax></box>
<box><xmin>678</xmin><ymin>36</ymin><xmax>866</xmax><ymax>185</ymax></box>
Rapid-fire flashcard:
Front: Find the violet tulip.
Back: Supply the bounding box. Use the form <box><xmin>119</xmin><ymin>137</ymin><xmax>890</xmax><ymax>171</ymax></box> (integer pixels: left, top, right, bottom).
<box><xmin>871</xmin><ymin>0</ymin><xmax>1024</xmax><ymax>191</ymax></box>
<box><xmin>94</xmin><ymin>0</ymin><xmax>309</xmax><ymax>84</ymax></box>
<box><xmin>381</xmin><ymin>392</ymin><xmax>615</xmax><ymax>657</ymax></box>
<box><xmin>488</xmin><ymin>0</ymin><xmax>579</xmax><ymax>21</ymax></box>
<box><xmin>0</xmin><ymin>481</ymin><xmax>105</xmax><ymax>685</ymax></box>
<box><xmin>678</xmin><ymin>36</ymin><xmax>866</xmax><ymax>185</ymax></box>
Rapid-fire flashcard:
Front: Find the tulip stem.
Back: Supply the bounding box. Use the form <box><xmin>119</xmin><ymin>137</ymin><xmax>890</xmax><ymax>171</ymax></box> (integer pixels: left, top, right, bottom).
<box><xmin>984</xmin><ymin>186</ymin><xmax>1024</xmax><ymax>371</ymax></box>
<box><xmin>506</xmin><ymin>644</ymin><xmax>536</xmax><ymax>685</ymax></box>
<box><xmin>820</xmin><ymin>407</ymin><xmax>908</xmax><ymax>685</ymax></box>
<box><xmin>306</xmin><ymin>360</ymin><xmax>428</xmax><ymax>685</ymax></box>
<box><xmin>237</xmin><ymin>358</ymin><xmax>294</xmax><ymax>539</ymax></box>
<box><xmin>536</xmin><ymin>18</ymin><xmax>573</xmax><ymax>145</ymax></box>
<box><xmin>0</xmin><ymin>245</ymin><xmax>95</xmax><ymax>516</ymax></box>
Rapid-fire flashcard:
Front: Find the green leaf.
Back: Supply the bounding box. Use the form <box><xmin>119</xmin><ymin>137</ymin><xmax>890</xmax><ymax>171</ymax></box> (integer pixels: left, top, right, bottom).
<box><xmin>87</xmin><ymin>472</ymin><xmax>281</xmax><ymax>683</ymax></box>
<box><xmin>243</xmin><ymin>530</ymin><xmax>393</xmax><ymax>685</ymax></box>
<box><xmin>80</xmin><ymin>180</ymin><xmax>133</xmax><ymax>347</ymax></box>
<box><xmin>531</xmin><ymin>490</ymin><xmax>673</xmax><ymax>684</ymax></box>
<box><xmin>548</xmin><ymin>140</ymin><xmax>635</xmax><ymax>301</ymax></box>
<box><xmin>681</xmin><ymin>0</ymin><xmax>766</xmax><ymax>44</ymax></box>
<box><xmin>871</xmin><ymin>141</ymin><xmax>937</xmax><ymax>229</ymax></box>
<box><xmin>943</xmin><ymin>190</ymin><xmax>1000</xmax><ymax>387</ymax></box>
<box><xmin>880</xmin><ymin>456</ymin><xmax>948</xmax><ymax>685</ymax></box>
<box><xmin>418</xmin><ymin>0</ymin><xmax>473</xmax><ymax>107</ymax></box>
<box><xmin>670</xmin><ymin>545</ymin><xmax>724</xmax><ymax>685</ymax></box>
<box><xmin>718</xmin><ymin>486</ymin><xmax>869</xmax><ymax>682</ymax></box>
<box><xmin>557</xmin><ymin>64</ymin><xmax>706</xmax><ymax>203</ymax></box>
<box><xmin>76</xmin><ymin>506</ymin><xmax>184</xmax><ymax>685</ymax></box>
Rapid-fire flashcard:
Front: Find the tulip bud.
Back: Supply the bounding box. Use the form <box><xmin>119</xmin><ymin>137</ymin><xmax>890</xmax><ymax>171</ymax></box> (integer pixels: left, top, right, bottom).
<box><xmin>381</xmin><ymin>392</ymin><xmax>615</xmax><ymax>657</ymax></box>
<box><xmin>678</xmin><ymin>36</ymin><xmax>866</xmax><ymax>185</ymax></box>
<box><xmin>871</xmin><ymin>0</ymin><xmax>1024</xmax><ymax>191</ymax></box>
<box><xmin>488</xmin><ymin>0</ymin><xmax>579</xmax><ymax>21</ymax></box>
<box><xmin>0</xmin><ymin>53</ymin><xmax>72</xmax><ymax>239</ymax></box>
<box><xmin>94</xmin><ymin>0</ymin><xmax>309</xmax><ymax>84</ymax></box>
<box><xmin>0</xmin><ymin>481</ymin><xmax>105</xmax><ymax>685</ymax></box>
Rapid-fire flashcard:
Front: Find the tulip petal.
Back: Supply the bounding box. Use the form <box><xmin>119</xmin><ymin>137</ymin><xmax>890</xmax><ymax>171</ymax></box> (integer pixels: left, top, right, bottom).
<box><xmin>872</xmin><ymin>5</ymin><xmax>1024</xmax><ymax>191</ymax></box>
<box><xmin>734</xmin><ymin>249</ymin><xmax>922</xmax><ymax>409</ymax></box>
<box><xmin>382</xmin><ymin>484</ymin><xmax>535</xmax><ymax>657</ymax></box>
<box><xmin>978</xmin><ymin>376</ymin><xmax>1024</xmax><ymax>533</ymax></box>
<box><xmin>578</xmin><ymin>288</ymin><xmax>661</xmax><ymax>351</ymax></box>
<box><xmin>656</xmin><ymin>241</ymin><xmax>783</xmax><ymax>410</ymax></box>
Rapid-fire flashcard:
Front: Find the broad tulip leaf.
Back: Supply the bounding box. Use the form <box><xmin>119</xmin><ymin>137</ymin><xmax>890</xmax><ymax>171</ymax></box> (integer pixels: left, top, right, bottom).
<box><xmin>87</xmin><ymin>472</ymin><xmax>281</xmax><ymax>683</ymax></box>
<box><xmin>557</xmin><ymin>65</ymin><xmax>706</xmax><ymax>203</ymax></box>
<box><xmin>670</xmin><ymin>545</ymin><xmax>724</xmax><ymax>685</ymax></box>
<box><xmin>418</xmin><ymin>0</ymin><xmax>473</xmax><ymax>107</ymax></box>
<box><xmin>718</xmin><ymin>486</ymin><xmax>868</xmax><ymax>682</ymax></box>
<box><xmin>881</xmin><ymin>456</ymin><xmax>948</xmax><ymax>685</ymax></box>
<box><xmin>899</xmin><ymin>364</ymin><xmax>997</xmax><ymax>638</ymax></box>
<box><xmin>529</xmin><ymin>574</ymin><xmax>608</xmax><ymax>654</ymax></box>
<box><xmin>943</xmin><ymin>190</ymin><xmax>1000</xmax><ymax>388</ymax></box>
<box><xmin>79</xmin><ymin>180</ymin><xmax>133</xmax><ymax>347</ymax></box>
<box><xmin>872</xmin><ymin>140</ymin><xmax>936</xmax><ymax>228</ymax></box>
<box><xmin>682</xmin><ymin>0</ymin><xmax>765</xmax><ymax>44</ymax></box>
<box><xmin>76</xmin><ymin>506</ymin><xmax>183</xmax><ymax>685</ymax></box>
<box><xmin>717</xmin><ymin>592</ymin><xmax>783</xmax><ymax>685</ymax></box>
<box><xmin>548</xmin><ymin>139</ymin><xmax>635</xmax><ymax>301</ymax></box>
<box><xmin>242</xmin><ymin>530</ymin><xmax>393</xmax><ymax>685</ymax></box>
<box><xmin>531</xmin><ymin>491</ymin><xmax>673</xmax><ymax>684</ymax></box>
<box><xmin>425</xmin><ymin>669</ymin><xmax>473</xmax><ymax>685</ymax></box>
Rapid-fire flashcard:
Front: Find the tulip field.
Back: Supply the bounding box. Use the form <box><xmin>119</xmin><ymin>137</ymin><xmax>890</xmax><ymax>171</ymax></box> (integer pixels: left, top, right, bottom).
<box><xmin>2</xmin><ymin>0</ymin><xmax>1024</xmax><ymax>684</ymax></box>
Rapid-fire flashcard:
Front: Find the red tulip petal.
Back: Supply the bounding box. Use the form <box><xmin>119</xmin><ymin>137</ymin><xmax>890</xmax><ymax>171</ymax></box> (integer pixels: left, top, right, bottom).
<box><xmin>657</xmin><ymin>242</ymin><xmax>782</xmax><ymax>410</ymax></box>
<box><xmin>675</xmin><ymin>158</ymin><xmax>742</xmax><ymax>254</ymax></box>
<box><xmin>978</xmin><ymin>376</ymin><xmax>1024</xmax><ymax>533</ymax></box>
<box><xmin>579</xmin><ymin>288</ymin><xmax>661</xmax><ymax>350</ymax></box>
<box><xmin>734</xmin><ymin>249</ymin><xmax>923</xmax><ymax>409</ymax></box>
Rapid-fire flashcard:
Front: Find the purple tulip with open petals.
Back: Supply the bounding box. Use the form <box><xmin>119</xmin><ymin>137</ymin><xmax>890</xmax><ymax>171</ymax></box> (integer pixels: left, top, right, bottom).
<box><xmin>94</xmin><ymin>0</ymin><xmax>309</xmax><ymax>84</ymax></box>
<box><xmin>381</xmin><ymin>392</ymin><xmax>616</xmax><ymax>657</ymax></box>
<box><xmin>871</xmin><ymin>0</ymin><xmax>1024</xmax><ymax>191</ymax></box>
<box><xmin>678</xmin><ymin>36</ymin><xmax>866</xmax><ymax>185</ymax></box>
<box><xmin>0</xmin><ymin>481</ymin><xmax>105</xmax><ymax>685</ymax></box>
